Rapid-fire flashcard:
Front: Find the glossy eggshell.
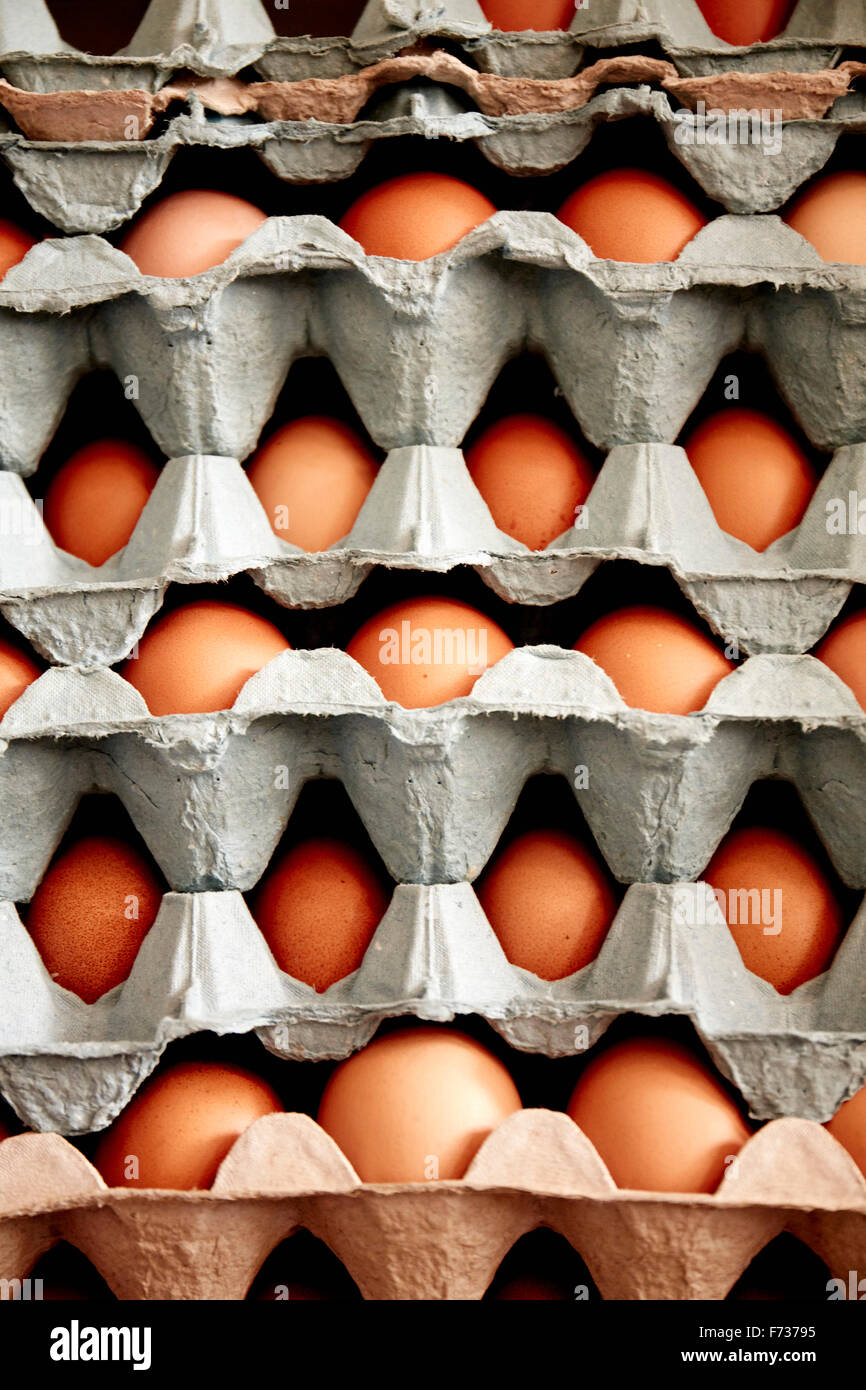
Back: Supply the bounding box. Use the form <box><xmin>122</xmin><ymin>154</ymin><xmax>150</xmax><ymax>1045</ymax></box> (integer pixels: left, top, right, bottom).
<box><xmin>479</xmin><ymin>0</ymin><xmax>577</xmax><ymax>30</ymax></box>
<box><xmin>466</xmin><ymin>414</ymin><xmax>596</xmax><ymax>551</ymax></box>
<box><xmin>317</xmin><ymin>1027</ymin><xmax>523</xmax><ymax>1181</ymax></box>
<box><xmin>574</xmin><ymin>605</ymin><xmax>734</xmax><ymax>714</ymax></box>
<box><xmin>815</xmin><ymin>612</ymin><xmax>866</xmax><ymax>711</ymax></box>
<box><xmin>252</xmin><ymin>838</ymin><xmax>390</xmax><ymax>993</ymax></box>
<box><xmin>826</xmin><ymin>1085</ymin><xmax>866</xmax><ymax>1179</ymax></box>
<box><xmin>0</xmin><ymin>218</ymin><xmax>37</xmax><ymax>280</ymax></box>
<box><xmin>0</xmin><ymin>637</ymin><xmax>41</xmax><ymax>719</ymax></box>
<box><xmin>247</xmin><ymin>418</ymin><xmax>379</xmax><ymax>551</ymax></box>
<box><xmin>785</xmin><ymin>172</ymin><xmax>866</xmax><ymax>266</ymax></box>
<box><xmin>26</xmin><ymin>836</ymin><xmax>164</xmax><ymax>1005</ymax></box>
<box><xmin>684</xmin><ymin>408</ymin><xmax>818</xmax><ymax>552</ymax></box>
<box><xmin>558</xmin><ymin>170</ymin><xmax>707</xmax><ymax>263</ymax></box>
<box><xmin>339</xmin><ymin>173</ymin><xmax>497</xmax><ymax>260</ymax></box>
<box><xmin>696</xmin><ymin>0</ymin><xmax>796</xmax><ymax>45</ymax></box>
<box><xmin>346</xmin><ymin>596</ymin><xmax>514</xmax><ymax>708</ymax></box>
<box><xmin>119</xmin><ymin>190</ymin><xmax>268</xmax><ymax>278</ymax></box>
<box><xmin>477</xmin><ymin>829</ymin><xmax>618</xmax><ymax>981</ymax></box>
<box><xmin>42</xmin><ymin>439</ymin><xmax>160</xmax><ymax>567</ymax></box>
<box><xmin>93</xmin><ymin>1061</ymin><xmax>284</xmax><ymax>1190</ymax></box>
<box><xmin>120</xmin><ymin>600</ymin><xmax>291</xmax><ymax>716</ymax></box>
<box><xmin>703</xmin><ymin>826</ymin><xmax>845</xmax><ymax>995</ymax></box>
<box><xmin>567</xmin><ymin>1037</ymin><xmax>752</xmax><ymax>1193</ymax></box>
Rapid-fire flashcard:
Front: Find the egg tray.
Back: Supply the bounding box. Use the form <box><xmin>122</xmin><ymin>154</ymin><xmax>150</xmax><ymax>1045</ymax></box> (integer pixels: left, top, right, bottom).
<box><xmin>0</xmin><ymin>1112</ymin><xmax>864</xmax><ymax>1299</ymax></box>
<box><xmin>4</xmin><ymin>81</ymin><xmax>866</xmax><ymax>237</ymax></box>
<box><xmin>0</xmin><ymin>438</ymin><xmax>863</xmax><ymax>669</ymax></box>
<box><xmin>1</xmin><ymin>877</ymin><xmax>865</xmax><ymax>1135</ymax></box>
<box><xmin>1</xmin><ymin>0</ymin><xmax>863</xmax><ymax>96</ymax></box>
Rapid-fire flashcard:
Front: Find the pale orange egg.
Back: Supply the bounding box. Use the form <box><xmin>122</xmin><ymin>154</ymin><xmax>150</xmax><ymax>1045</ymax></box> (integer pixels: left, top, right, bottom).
<box><xmin>26</xmin><ymin>835</ymin><xmax>164</xmax><ymax>1004</ymax></box>
<box><xmin>826</xmin><ymin>1084</ymin><xmax>866</xmax><ymax>1179</ymax></box>
<box><xmin>247</xmin><ymin>418</ymin><xmax>379</xmax><ymax>551</ymax></box>
<box><xmin>785</xmin><ymin>173</ymin><xmax>866</xmax><ymax>266</ymax></box>
<box><xmin>479</xmin><ymin>0</ymin><xmax>577</xmax><ymax>30</ymax></box>
<box><xmin>696</xmin><ymin>0</ymin><xmax>796</xmax><ymax>45</ymax></box>
<box><xmin>815</xmin><ymin>612</ymin><xmax>866</xmax><ymax>711</ymax></box>
<box><xmin>120</xmin><ymin>600</ymin><xmax>290</xmax><ymax>716</ymax></box>
<box><xmin>703</xmin><ymin>826</ymin><xmax>845</xmax><ymax>995</ymax></box>
<box><xmin>567</xmin><ymin>1037</ymin><xmax>752</xmax><ymax>1192</ymax></box>
<box><xmin>93</xmin><ymin>1061</ymin><xmax>283</xmax><ymax>1190</ymax></box>
<box><xmin>339</xmin><ymin>173</ymin><xmax>497</xmax><ymax>260</ymax></box>
<box><xmin>346</xmin><ymin>596</ymin><xmax>514</xmax><ymax>708</ymax></box>
<box><xmin>0</xmin><ymin>637</ymin><xmax>41</xmax><ymax>719</ymax></box>
<box><xmin>684</xmin><ymin>408</ymin><xmax>818</xmax><ymax>552</ymax></box>
<box><xmin>119</xmin><ymin>190</ymin><xmax>268</xmax><ymax>277</ymax></box>
<box><xmin>477</xmin><ymin>829</ymin><xmax>618</xmax><ymax>981</ymax></box>
<box><xmin>0</xmin><ymin>218</ymin><xmax>36</xmax><ymax>280</ymax></box>
<box><xmin>42</xmin><ymin>439</ymin><xmax>160</xmax><ymax>567</ymax></box>
<box><xmin>466</xmin><ymin>414</ymin><xmax>596</xmax><ymax>551</ymax></box>
<box><xmin>317</xmin><ymin>1027</ymin><xmax>522</xmax><ymax>1181</ymax></box>
<box><xmin>558</xmin><ymin>169</ymin><xmax>707</xmax><ymax>263</ymax></box>
<box><xmin>252</xmin><ymin>838</ymin><xmax>390</xmax><ymax>993</ymax></box>
<box><xmin>574</xmin><ymin>605</ymin><xmax>734</xmax><ymax>714</ymax></box>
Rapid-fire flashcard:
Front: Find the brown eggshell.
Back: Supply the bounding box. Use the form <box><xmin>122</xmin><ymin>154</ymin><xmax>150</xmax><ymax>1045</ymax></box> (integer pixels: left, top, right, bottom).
<box><xmin>826</xmin><ymin>1084</ymin><xmax>866</xmax><ymax>1179</ymax></box>
<box><xmin>558</xmin><ymin>170</ymin><xmax>707</xmax><ymax>263</ymax></box>
<box><xmin>247</xmin><ymin>417</ymin><xmax>379</xmax><ymax>551</ymax></box>
<box><xmin>815</xmin><ymin>611</ymin><xmax>866</xmax><ymax>711</ymax></box>
<box><xmin>119</xmin><ymin>190</ymin><xmax>268</xmax><ymax>277</ymax></box>
<box><xmin>42</xmin><ymin>439</ymin><xmax>160</xmax><ymax>567</ymax></box>
<box><xmin>695</xmin><ymin>0</ymin><xmax>796</xmax><ymax>45</ymax></box>
<box><xmin>0</xmin><ymin>637</ymin><xmax>41</xmax><ymax>719</ymax></box>
<box><xmin>339</xmin><ymin>173</ymin><xmax>497</xmax><ymax>260</ymax></box>
<box><xmin>574</xmin><ymin>604</ymin><xmax>734</xmax><ymax>714</ymax></box>
<box><xmin>479</xmin><ymin>0</ymin><xmax>577</xmax><ymax>30</ymax></box>
<box><xmin>786</xmin><ymin>172</ymin><xmax>866</xmax><ymax>266</ymax></box>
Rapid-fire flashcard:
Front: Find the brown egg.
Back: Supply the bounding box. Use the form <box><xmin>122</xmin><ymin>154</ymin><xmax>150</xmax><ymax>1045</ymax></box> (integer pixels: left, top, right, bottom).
<box><xmin>252</xmin><ymin>838</ymin><xmax>390</xmax><ymax>993</ymax></box>
<box><xmin>479</xmin><ymin>0</ymin><xmax>577</xmax><ymax>29</ymax></box>
<box><xmin>120</xmin><ymin>600</ymin><xmax>291</xmax><ymax>716</ymax></box>
<box><xmin>42</xmin><ymin>439</ymin><xmax>160</xmax><ymax>567</ymax></box>
<box><xmin>477</xmin><ymin>829</ymin><xmax>618</xmax><ymax>981</ymax></box>
<box><xmin>26</xmin><ymin>835</ymin><xmax>164</xmax><ymax>1004</ymax></box>
<box><xmin>574</xmin><ymin>605</ymin><xmax>734</xmax><ymax>714</ymax></box>
<box><xmin>247</xmin><ymin>418</ymin><xmax>379</xmax><ymax>551</ymax></box>
<box><xmin>815</xmin><ymin>612</ymin><xmax>866</xmax><ymax>711</ymax></box>
<box><xmin>703</xmin><ymin>826</ymin><xmax>845</xmax><ymax>995</ymax></box>
<box><xmin>347</xmin><ymin>596</ymin><xmax>514</xmax><ymax>708</ymax></box>
<box><xmin>684</xmin><ymin>409</ymin><xmax>818</xmax><ymax>552</ymax></box>
<box><xmin>558</xmin><ymin>170</ymin><xmax>707</xmax><ymax>263</ymax></box>
<box><xmin>826</xmin><ymin>1084</ymin><xmax>866</xmax><ymax>1179</ymax></box>
<box><xmin>567</xmin><ymin>1037</ymin><xmax>752</xmax><ymax>1193</ymax></box>
<box><xmin>466</xmin><ymin>414</ymin><xmax>596</xmax><ymax>551</ymax></box>
<box><xmin>0</xmin><ymin>637</ymin><xmax>41</xmax><ymax>719</ymax></box>
<box><xmin>494</xmin><ymin>1276</ymin><xmax>571</xmax><ymax>1300</ymax></box>
<box><xmin>339</xmin><ymin>173</ymin><xmax>497</xmax><ymax>260</ymax></box>
<box><xmin>317</xmin><ymin>1027</ymin><xmax>523</xmax><ymax>1181</ymax></box>
<box><xmin>785</xmin><ymin>173</ymin><xmax>866</xmax><ymax>266</ymax></box>
<box><xmin>0</xmin><ymin>219</ymin><xmax>36</xmax><ymax>280</ymax></box>
<box><xmin>695</xmin><ymin>0</ymin><xmax>795</xmax><ymax>45</ymax></box>
<box><xmin>93</xmin><ymin>1061</ymin><xmax>283</xmax><ymax>1190</ymax></box>
<box><xmin>119</xmin><ymin>190</ymin><xmax>268</xmax><ymax>278</ymax></box>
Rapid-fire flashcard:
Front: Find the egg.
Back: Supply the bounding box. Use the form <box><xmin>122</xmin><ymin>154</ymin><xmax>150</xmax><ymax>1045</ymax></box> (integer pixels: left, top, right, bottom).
<box><xmin>695</xmin><ymin>0</ymin><xmax>795</xmax><ymax>46</ymax></box>
<box><xmin>479</xmin><ymin>1</ymin><xmax>577</xmax><ymax>30</ymax></box>
<box><xmin>26</xmin><ymin>835</ymin><xmax>164</xmax><ymax>1005</ymax></box>
<box><xmin>346</xmin><ymin>596</ymin><xmax>514</xmax><ymax>708</ymax></box>
<box><xmin>247</xmin><ymin>418</ymin><xmax>379</xmax><ymax>551</ymax></box>
<box><xmin>567</xmin><ymin>1037</ymin><xmax>752</xmax><ymax>1192</ymax></box>
<box><xmin>815</xmin><ymin>612</ymin><xmax>866</xmax><ymax>711</ymax></box>
<box><xmin>466</xmin><ymin>414</ymin><xmax>596</xmax><ymax>551</ymax></box>
<box><xmin>574</xmin><ymin>605</ymin><xmax>734</xmax><ymax>715</ymax></box>
<box><xmin>558</xmin><ymin>170</ymin><xmax>707</xmax><ymax>263</ymax></box>
<box><xmin>119</xmin><ymin>190</ymin><xmax>268</xmax><ymax>278</ymax></box>
<box><xmin>93</xmin><ymin>1061</ymin><xmax>283</xmax><ymax>1190</ymax></box>
<box><xmin>0</xmin><ymin>218</ymin><xmax>36</xmax><ymax>281</ymax></box>
<box><xmin>785</xmin><ymin>172</ymin><xmax>866</xmax><ymax>266</ymax></box>
<box><xmin>317</xmin><ymin>1027</ymin><xmax>523</xmax><ymax>1181</ymax></box>
<box><xmin>0</xmin><ymin>637</ymin><xmax>41</xmax><ymax>719</ymax></box>
<box><xmin>252</xmin><ymin>838</ymin><xmax>390</xmax><ymax>992</ymax></box>
<box><xmin>684</xmin><ymin>408</ymin><xmax>818</xmax><ymax>551</ymax></box>
<box><xmin>42</xmin><ymin>439</ymin><xmax>160</xmax><ymax>567</ymax></box>
<box><xmin>477</xmin><ymin>829</ymin><xmax>618</xmax><ymax>981</ymax></box>
<box><xmin>120</xmin><ymin>600</ymin><xmax>290</xmax><ymax>716</ymax></box>
<box><xmin>703</xmin><ymin>826</ymin><xmax>845</xmax><ymax>995</ymax></box>
<box><xmin>494</xmin><ymin>1277</ymin><xmax>570</xmax><ymax>1300</ymax></box>
<box><xmin>339</xmin><ymin>173</ymin><xmax>497</xmax><ymax>260</ymax></box>
<box><xmin>825</xmin><ymin>1084</ymin><xmax>866</xmax><ymax>1179</ymax></box>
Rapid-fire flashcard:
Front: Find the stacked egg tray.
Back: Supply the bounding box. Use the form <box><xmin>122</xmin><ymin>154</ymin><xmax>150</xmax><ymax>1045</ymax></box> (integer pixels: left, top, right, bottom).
<box><xmin>1</xmin><ymin>0</ymin><xmax>866</xmax><ymax>1301</ymax></box>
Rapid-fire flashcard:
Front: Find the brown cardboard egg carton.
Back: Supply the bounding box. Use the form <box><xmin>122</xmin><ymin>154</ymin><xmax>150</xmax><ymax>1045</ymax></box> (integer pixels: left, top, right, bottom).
<box><xmin>0</xmin><ymin>1111</ymin><xmax>864</xmax><ymax>1299</ymax></box>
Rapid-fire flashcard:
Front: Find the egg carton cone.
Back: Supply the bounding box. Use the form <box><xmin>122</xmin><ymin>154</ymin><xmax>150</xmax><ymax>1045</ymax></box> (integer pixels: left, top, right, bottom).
<box><xmin>1</xmin><ymin>650</ymin><xmax>865</xmax><ymax>904</ymax></box>
<box><xmin>0</xmin><ymin>439</ymin><xmax>862</xmax><ymax>667</ymax></box>
<box><xmin>0</xmin><ymin>1112</ymin><xmax>865</xmax><ymax>1299</ymax></box>
<box><xmin>0</xmin><ymin>877</ymin><xmax>865</xmax><ymax>1133</ymax></box>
